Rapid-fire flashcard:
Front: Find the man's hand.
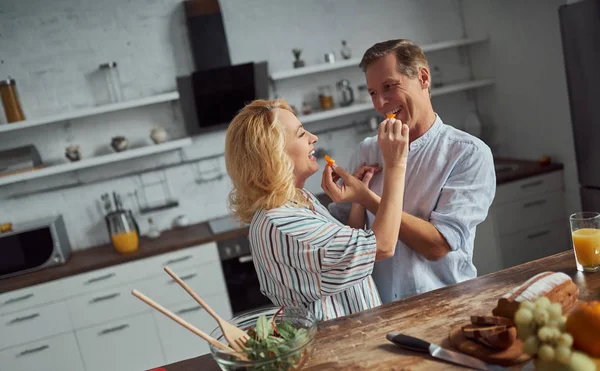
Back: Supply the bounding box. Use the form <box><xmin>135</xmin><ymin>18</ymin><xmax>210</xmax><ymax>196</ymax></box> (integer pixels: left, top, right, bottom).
<box><xmin>332</xmin><ymin>163</ymin><xmax>381</xmax><ymax>185</ymax></box>
<box><xmin>321</xmin><ymin>164</ymin><xmax>370</xmax><ymax>203</ymax></box>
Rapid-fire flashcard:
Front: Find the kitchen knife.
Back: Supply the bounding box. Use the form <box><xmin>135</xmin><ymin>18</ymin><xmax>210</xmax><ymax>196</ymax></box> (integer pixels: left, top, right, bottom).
<box><xmin>386</xmin><ymin>332</ymin><xmax>510</xmax><ymax>371</ymax></box>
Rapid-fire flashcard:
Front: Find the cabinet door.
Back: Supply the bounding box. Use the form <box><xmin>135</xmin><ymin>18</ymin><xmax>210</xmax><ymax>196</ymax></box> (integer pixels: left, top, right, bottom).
<box><xmin>76</xmin><ymin>313</ymin><xmax>164</xmax><ymax>371</ymax></box>
<box><xmin>0</xmin><ymin>333</ymin><xmax>84</xmax><ymax>371</ymax></box>
<box><xmin>495</xmin><ymin>191</ymin><xmax>566</xmax><ymax>236</ymax></box>
<box><xmin>154</xmin><ymin>294</ymin><xmax>232</xmax><ymax>364</ymax></box>
<box><xmin>500</xmin><ymin>221</ymin><xmax>570</xmax><ymax>268</ymax></box>
<box><xmin>473</xmin><ymin>209</ymin><xmax>503</xmax><ymax>276</ymax></box>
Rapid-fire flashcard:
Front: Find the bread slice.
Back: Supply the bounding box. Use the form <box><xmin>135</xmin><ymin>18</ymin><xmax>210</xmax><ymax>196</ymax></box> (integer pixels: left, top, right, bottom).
<box><xmin>462</xmin><ymin>324</ymin><xmax>508</xmax><ymax>340</ymax></box>
<box><xmin>471</xmin><ymin>315</ymin><xmax>514</xmax><ymax>327</ymax></box>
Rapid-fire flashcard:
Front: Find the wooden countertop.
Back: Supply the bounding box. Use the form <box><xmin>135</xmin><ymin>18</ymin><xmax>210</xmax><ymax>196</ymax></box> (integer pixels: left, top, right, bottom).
<box><xmin>159</xmin><ymin>251</ymin><xmax>600</xmax><ymax>371</ymax></box>
<box><xmin>0</xmin><ymin>222</ymin><xmax>249</xmax><ymax>294</ymax></box>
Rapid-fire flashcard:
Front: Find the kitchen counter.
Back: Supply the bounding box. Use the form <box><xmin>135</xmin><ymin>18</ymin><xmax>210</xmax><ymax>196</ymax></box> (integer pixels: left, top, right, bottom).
<box><xmin>495</xmin><ymin>157</ymin><xmax>562</xmax><ymax>185</ymax></box>
<box><xmin>157</xmin><ymin>250</ymin><xmax>599</xmax><ymax>371</ymax></box>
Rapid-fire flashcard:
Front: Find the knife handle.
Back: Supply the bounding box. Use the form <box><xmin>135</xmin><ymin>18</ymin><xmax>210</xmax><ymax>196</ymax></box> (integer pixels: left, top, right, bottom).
<box><xmin>387</xmin><ymin>333</ymin><xmax>431</xmax><ymax>353</ymax></box>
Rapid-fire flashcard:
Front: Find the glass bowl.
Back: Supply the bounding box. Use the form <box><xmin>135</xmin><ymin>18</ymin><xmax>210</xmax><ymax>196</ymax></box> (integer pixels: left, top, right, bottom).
<box><xmin>209</xmin><ymin>306</ymin><xmax>317</xmax><ymax>371</ymax></box>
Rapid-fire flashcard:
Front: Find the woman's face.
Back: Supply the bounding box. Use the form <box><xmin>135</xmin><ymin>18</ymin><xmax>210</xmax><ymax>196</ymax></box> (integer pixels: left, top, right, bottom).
<box><xmin>277</xmin><ymin>108</ymin><xmax>319</xmax><ymax>188</ymax></box>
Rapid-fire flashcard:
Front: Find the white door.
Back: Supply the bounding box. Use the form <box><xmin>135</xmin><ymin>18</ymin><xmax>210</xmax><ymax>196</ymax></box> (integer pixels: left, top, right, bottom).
<box><xmin>0</xmin><ymin>333</ymin><xmax>84</xmax><ymax>371</ymax></box>
<box><xmin>154</xmin><ymin>294</ymin><xmax>232</xmax><ymax>364</ymax></box>
<box><xmin>76</xmin><ymin>313</ymin><xmax>165</xmax><ymax>371</ymax></box>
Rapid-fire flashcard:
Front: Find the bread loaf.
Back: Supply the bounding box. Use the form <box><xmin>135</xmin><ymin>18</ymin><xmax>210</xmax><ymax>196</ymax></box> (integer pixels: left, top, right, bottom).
<box><xmin>492</xmin><ymin>272</ymin><xmax>579</xmax><ymax>319</ymax></box>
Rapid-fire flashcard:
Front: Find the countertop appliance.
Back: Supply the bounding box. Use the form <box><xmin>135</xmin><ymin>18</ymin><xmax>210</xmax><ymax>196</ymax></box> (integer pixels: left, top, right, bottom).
<box><xmin>559</xmin><ymin>0</ymin><xmax>600</xmax><ymax>210</ymax></box>
<box><xmin>0</xmin><ymin>215</ymin><xmax>71</xmax><ymax>280</ymax></box>
<box><xmin>208</xmin><ymin>216</ymin><xmax>272</xmax><ymax>315</ymax></box>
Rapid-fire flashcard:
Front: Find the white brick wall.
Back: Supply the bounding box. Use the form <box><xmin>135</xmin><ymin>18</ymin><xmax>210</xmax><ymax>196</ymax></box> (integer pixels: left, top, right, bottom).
<box><xmin>0</xmin><ymin>0</ymin><xmax>478</xmax><ymax>250</ymax></box>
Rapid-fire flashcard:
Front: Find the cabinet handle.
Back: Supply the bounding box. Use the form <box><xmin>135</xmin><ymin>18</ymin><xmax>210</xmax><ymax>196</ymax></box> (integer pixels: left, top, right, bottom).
<box><xmin>85</xmin><ymin>272</ymin><xmax>116</xmax><ymax>285</ymax></box>
<box><xmin>176</xmin><ymin>306</ymin><xmax>202</xmax><ymax>315</ymax></box>
<box><xmin>8</xmin><ymin>313</ymin><xmax>40</xmax><ymax>325</ymax></box>
<box><xmin>520</xmin><ymin>180</ymin><xmax>543</xmax><ymax>189</ymax></box>
<box><xmin>523</xmin><ymin>199</ymin><xmax>547</xmax><ymax>208</ymax></box>
<box><xmin>4</xmin><ymin>293</ymin><xmax>34</xmax><ymax>305</ymax></box>
<box><xmin>17</xmin><ymin>345</ymin><xmax>49</xmax><ymax>357</ymax></box>
<box><xmin>239</xmin><ymin>255</ymin><xmax>253</xmax><ymax>263</ymax></box>
<box><xmin>527</xmin><ymin>230</ymin><xmax>551</xmax><ymax>239</ymax></box>
<box><xmin>89</xmin><ymin>292</ymin><xmax>120</xmax><ymax>304</ymax></box>
<box><xmin>164</xmin><ymin>255</ymin><xmax>192</xmax><ymax>266</ymax></box>
<box><xmin>98</xmin><ymin>324</ymin><xmax>129</xmax><ymax>336</ymax></box>
<box><xmin>169</xmin><ymin>273</ymin><xmax>197</xmax><ymax>284</ymax></box>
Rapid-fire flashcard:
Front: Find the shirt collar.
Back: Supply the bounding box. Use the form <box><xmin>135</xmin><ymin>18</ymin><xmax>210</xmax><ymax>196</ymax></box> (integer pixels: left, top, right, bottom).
<box><xmin>409</xmin><ymin>114</ymin><xmax>443</xmax><ymax>152</ymax></box>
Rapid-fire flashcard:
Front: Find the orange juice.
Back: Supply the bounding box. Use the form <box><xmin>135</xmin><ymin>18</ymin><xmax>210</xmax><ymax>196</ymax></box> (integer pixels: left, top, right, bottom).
<box><xmin>572</xmin><ymin>228</ymin><xmax>600</xmax><ymax>266</ymax></box>
<box><xmin>111</xmin><ymin>230</ymin><xmax>139</xmax><ymax>254</ymax></box>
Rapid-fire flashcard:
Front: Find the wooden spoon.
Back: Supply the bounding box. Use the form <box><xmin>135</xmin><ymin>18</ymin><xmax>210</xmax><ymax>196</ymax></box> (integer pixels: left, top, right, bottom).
<box><xmin>164</xmin><ymin>266</ymin><xmax>251</xmax><ymax>352</ymax></box>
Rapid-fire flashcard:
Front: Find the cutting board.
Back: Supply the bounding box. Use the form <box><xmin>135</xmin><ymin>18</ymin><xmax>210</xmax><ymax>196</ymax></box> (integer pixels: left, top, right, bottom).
<box><xmin>446</xmin><ymin>325</ymin><xmax>531</xmax><ymax>366</ymax></box>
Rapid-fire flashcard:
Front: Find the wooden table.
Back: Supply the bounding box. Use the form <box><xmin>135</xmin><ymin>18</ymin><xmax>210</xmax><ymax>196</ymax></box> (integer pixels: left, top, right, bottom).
<box><xmin>157</xmin><ymin>251</ymin><xmax>599</xmax><ymax>371</ymax></box>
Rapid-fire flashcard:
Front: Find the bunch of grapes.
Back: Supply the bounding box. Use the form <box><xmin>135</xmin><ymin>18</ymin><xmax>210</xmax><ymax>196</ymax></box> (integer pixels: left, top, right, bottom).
<box><xmin>514</xmin><ymin>297</ymin><xmax>595</xmax><ymax>371</ymax></box>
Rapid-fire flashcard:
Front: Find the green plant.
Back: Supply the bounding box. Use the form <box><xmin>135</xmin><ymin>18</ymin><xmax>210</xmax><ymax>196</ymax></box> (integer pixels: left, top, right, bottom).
<box><xmin>292</xmin><ymin>48</ymin><xmax>302</xmax><ymax>60</ymax></box>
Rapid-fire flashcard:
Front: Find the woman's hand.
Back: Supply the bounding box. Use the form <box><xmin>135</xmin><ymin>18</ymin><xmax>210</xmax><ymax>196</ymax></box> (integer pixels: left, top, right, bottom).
<box><xmin>321</xmin><ymin>164</ymin><xmax>370</xmax><ymax>203</ymax></box>
<box><xmin>332</xmin><ymin>163</ymin><xmax>381</xmax><ymax>186</ymax></box>
<box><xmin>378</xmin><ymin>118</ymin><xmax>409</xmax><ymax>168</ymax></box>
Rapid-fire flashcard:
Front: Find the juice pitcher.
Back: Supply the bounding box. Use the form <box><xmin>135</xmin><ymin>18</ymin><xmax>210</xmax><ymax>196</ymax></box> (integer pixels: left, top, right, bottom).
<box><xmin>106</xmin><ymin>210</ymin><xmax>140</xmax><ymax>254</ymax></box>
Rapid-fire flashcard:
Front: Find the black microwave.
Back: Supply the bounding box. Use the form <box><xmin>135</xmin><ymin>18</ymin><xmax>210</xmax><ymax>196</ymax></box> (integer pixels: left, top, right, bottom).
<box><xmin>177</xmin><ymin>61</ymin><xmax>269</xmax><ymax>135</ymax></box>
<box><xmin>0</xmin><ymin>216</ymin><xmax>71</xmax><ymax>279</ymax></box>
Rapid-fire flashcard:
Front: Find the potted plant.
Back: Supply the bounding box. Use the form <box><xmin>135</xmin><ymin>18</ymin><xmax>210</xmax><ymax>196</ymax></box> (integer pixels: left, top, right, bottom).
<box><xmin>292</xmin><ymin>48</ymin><xmax>305</xmax><ymax>68</ymax></box>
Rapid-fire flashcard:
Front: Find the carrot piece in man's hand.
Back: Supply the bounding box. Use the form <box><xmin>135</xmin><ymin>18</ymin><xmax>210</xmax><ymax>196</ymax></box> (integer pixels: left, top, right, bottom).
<box><xmin>386</xmin><ymin>113</ymin><xmax>396</xmax><ymax>119</ymax></box>
<box><xmin>324</xmin><ymin>155</ymin><xmax>335</xmax><ymax>166</ymax></box>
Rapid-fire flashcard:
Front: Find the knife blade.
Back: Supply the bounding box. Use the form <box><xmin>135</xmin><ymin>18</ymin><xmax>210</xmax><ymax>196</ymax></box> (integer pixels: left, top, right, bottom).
<box><xmin>387</xmin><ymin>332</ymin><xmax>510</xmax><ymax>371</ymax></box>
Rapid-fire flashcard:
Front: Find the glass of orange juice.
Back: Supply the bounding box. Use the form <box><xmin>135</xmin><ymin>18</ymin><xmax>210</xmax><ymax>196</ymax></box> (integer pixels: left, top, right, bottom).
<box><xmin>569</xmin><ymin>212</ymin><xmax>600</xmax><ymax>272</ymax></box>
<box><xmin>107</xmin><ymin>211</ymin><xmax>139</xmax><ymax>254</ymax></box>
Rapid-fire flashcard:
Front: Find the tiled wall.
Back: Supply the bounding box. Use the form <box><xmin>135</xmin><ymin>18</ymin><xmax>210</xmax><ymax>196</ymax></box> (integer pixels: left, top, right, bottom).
<box><xmin>0</xmin><ymin>0</ymin><xmax>477</xmax><ymax>249</ymax></box>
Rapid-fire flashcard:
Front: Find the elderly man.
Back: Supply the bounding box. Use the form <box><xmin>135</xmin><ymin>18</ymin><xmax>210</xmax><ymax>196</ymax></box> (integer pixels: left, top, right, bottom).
<box><xmin>329</xmin><ymin>39</ymin><xmax>496</xmax><ymax>303</ymax></box>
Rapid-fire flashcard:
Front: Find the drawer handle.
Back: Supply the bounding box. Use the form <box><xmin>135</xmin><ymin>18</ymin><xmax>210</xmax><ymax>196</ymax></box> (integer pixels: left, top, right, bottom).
<box><xmin>89</xmin><ymin>292</ymin><xmax>120</xmax><ymax>304</ymax></box>
<box><xmin>164</xmin><ymin>255</ymin><xmax>192</xmax><ymax>266</ymax></box>
<box><xmin>17</xmin><ymin>345</ymin><xmax>49</xmax><ymax>357</ymax></box>
<box><xmin>85</xmin><ymin>272</ymin><xmax>116</xmax><ymax>285</ymax></box>
<box><xmin>98</xmin><ymin>324</ymin><xmax>129</xmax><ymax>336</ymax></box>
<box><xmin>176</xmin><ymin>306</ymin><xmax>202</xmax><ymax>315</ymax></box>
<box><xmin>169</xmin><ymin>273</ymin><xmax>197</xmax><ymax>284</ymax></box>
<box><xmin>527</xmin><ymin>230</ymin><xmax>551</xmax><ymax>239</ymax></box>
<box><xmin>8</xmin><ymin>313</ymin><xmax>40</xmax><ymax>325</ymax></box>
<box><xmin>520</xmin><ymin>180</ymin><xmax>544</xmax><ymax>189</ymax></box>
<box><xmin>4</xmin><ymin>293</ymin><xmax>34</xmax><ymax>305</ymax></box>
<box><xmin>523</xmin><ymin>199</ymin><xmax>548</xmax><ymax>208</ymax></box>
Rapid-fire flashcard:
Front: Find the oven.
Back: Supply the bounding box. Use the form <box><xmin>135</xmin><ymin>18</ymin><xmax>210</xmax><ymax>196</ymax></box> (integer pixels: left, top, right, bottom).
<box><xmin>215</xmin><ymin>233</ymin><xmax>272</xmax><ymax>315</ymax></box>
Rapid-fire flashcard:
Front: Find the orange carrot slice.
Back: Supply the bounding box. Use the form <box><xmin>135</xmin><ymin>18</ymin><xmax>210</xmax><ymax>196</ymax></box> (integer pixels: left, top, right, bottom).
<box><xmin>324</xmin><ymin>155</ymin><xmax>335</xmax><ymax>166</ymax></box>
<box><xmin>386</xmin><ymin>113</ymin><xmax>396</xmax><ymax>119</ymax></box>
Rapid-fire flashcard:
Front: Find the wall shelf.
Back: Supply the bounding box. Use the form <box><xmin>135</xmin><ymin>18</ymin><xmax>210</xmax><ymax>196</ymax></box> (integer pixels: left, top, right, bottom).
<box><xmin>0</xmin><ymin>137</ymin><xmax>193</xmax><ymax>186</ymax></box>
<box><xmin>0</xmin><ymin>91</ymin><xmax>180</xmax><ymax>134</ymax></box>
<box><xmin>270</xmin><ymin>36</ymin><xmax>488</xmax><ymax>80</ymax></box>
<box><xmin>300</xmin><ymin>79</ymin><xmax>494</xmax><ymax>123</ymax></box>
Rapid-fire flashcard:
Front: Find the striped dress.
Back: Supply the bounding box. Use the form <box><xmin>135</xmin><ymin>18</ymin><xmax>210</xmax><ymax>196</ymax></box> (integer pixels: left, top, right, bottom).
<box><xmin>249</xmin><ymin>190</ymin><xmax>381</xmax><ymax>321</ymax></box>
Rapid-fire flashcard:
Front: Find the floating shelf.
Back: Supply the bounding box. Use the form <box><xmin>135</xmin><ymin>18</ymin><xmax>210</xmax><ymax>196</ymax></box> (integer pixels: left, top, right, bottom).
<box><xmin>0</xmin><ymin>137</ymin><xmax>193</xmax><ymax>186</ymax></box>
<box><xmin>270</xmin><ymin>37</ymin><xmax>488</xmax><ymax>80</ymax></box>
<box><xmin>300</xmin><ymin>79</ymin><xmax>494</xmax><ymax>124</ymax></box>
<box><xmin>0</xmin><ymin>92</ymin><xmax>180</xmax><ymax>134</ymax></box>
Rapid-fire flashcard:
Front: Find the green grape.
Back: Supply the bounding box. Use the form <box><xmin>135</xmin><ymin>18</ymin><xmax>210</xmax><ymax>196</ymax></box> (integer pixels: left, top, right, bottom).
<box><xmin>555</xmin><ymin>346</ymin><xmax>572</xmax><ymax>365</ymax></box>
<box><xmin>548</xmin><ymin>302</ymin><xmax>563</xmax><ymax>319</ymax></box>
<box><xmin>557</xmin><ymin>333</ymin><xmax>574</xmax><ymax>348</ymax></box>
<box><xmin>538</xmin><ymin>326</ymin><xmax>553</xmax><ymax>342</ymax></box>
<box><xmin>515</xmin><ymin>308</ymin><xmax>534</xmax><ymax>326</ymax></box>
<box><xmin>520</xmin><ymin>300</ymin><xmax>536</xmax><ymax>311</ymax></box>
<box><xmin>546</xmin><ymin>319</ymin><xmax>560</xmax><ymax>329</ymax></box>
<box><xmin>534</xmin><ymin>307</ymin><xmax>550</xmax><ymax>326</ymax></box>
<box><xmin>569</xmin><ymin>351</ymin><xmax>596</xmax><ymax>371</ymax></box>
<box><xmin>535</xmin><ymin>296</ymin><xmax>551</xmax><ymax>309</ymax></box>
<box><xmin>558</xmin><ymin>316</ymin><xmax>567</xmax><ymax>332</ymax></box>
<box><xmin>538</xmin><ymin>344</ymin><xmax>555</xmax><ymax>362</ymax></box>
<box><xmin>522</xmin><ymin>336</ymin><xmax>539</xmax><ymax>356</ymax></box>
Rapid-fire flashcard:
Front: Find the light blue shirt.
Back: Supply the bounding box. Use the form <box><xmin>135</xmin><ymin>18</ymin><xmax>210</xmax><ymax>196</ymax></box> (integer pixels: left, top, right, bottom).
<box><xmin>328</xmin><ymin>115</ymin><xmax>496</xmax><ymax>303</ymax></box>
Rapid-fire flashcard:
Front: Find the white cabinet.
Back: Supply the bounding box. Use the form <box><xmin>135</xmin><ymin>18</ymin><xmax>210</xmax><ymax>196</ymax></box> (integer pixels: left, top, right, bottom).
<box><xmin>0</xmin><ymin>241</ymin><xmax>232</xmax><ymax>371</ymax></box>
<box><xmin>474</xmin><ymin>170</ymin><xmax>570</xmax><ymax>274</ymax></box>
<box><xmin>0</xmin><ymin>333</ymin><xmax>85</xmax><ymax>371</ymax></box>
<box><xmin>76</xmin><ymin>313</ymin><xmax>165</xmax><ymax>371</ymax></box>
<box><xmin>154</xmin><ymin>294</ymin><xmax>232</xmax><ymax>363</ymax></box>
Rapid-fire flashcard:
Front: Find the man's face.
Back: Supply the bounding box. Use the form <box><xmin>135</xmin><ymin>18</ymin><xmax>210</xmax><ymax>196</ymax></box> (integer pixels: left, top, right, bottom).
<box><xmin>365</xmin><ymin>53</ymin><xmax>430</xmax><ymax>130</ymax></box>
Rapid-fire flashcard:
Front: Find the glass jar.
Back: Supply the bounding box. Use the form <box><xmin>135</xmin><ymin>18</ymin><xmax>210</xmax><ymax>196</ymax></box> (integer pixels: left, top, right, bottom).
<box><xmin>106</xmin><ymin>211</ymin><xmax>139</xmax><ymax>254</ymax></box>
<box><xmin>318</xmin><ymin>85</ymin><xmax>334</xmax><ymax>110</ymax></box>
<box><xmin>358</xmin><ymin>85</ymin><xmax>370</xmax><ymax>104</ymax></box>
<box><xmin>99</xmin><ymin>62</ymin><xmax>123</xmax><ymax>103</ymax></box>
<box><xmin>0</xmin><ymin>77</ymin><xmax>25</xmax><ymax>123</ymax></box>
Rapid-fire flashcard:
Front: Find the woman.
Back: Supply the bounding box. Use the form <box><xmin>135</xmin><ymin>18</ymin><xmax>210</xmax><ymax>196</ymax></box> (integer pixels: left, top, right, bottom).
<box><xmin>224</xmin><ymin>99</ymin><xmax>408</xmax><ymax>321</ymax></box>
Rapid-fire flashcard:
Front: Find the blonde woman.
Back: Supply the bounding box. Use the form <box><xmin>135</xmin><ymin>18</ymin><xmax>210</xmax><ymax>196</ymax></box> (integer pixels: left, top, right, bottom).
<box><xmin>224</xmin><ymin>99</ymin><xmax>408</xmax><ymax>321</ymax></box>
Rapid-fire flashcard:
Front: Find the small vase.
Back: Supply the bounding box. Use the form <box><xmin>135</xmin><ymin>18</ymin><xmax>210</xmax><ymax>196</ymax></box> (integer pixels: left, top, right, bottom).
<box><xmin>293</xmin><ymin>60</ymin><xmax>305</xmax><ymax>68</ymax></box>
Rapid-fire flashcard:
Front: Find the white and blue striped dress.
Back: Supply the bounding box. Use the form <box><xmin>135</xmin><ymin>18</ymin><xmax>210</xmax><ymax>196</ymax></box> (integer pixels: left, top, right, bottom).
<box><xmin>249</xmin><ymin>190</ymin><xmax>381</xmax><ymax>321</ymax></box>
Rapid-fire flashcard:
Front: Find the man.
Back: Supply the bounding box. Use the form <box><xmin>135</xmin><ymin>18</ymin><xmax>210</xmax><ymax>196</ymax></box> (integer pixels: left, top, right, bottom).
<box><xmin>329</xmin><ymin>39</ymin><xmax>496</xmax><ymax>303</ymax></box>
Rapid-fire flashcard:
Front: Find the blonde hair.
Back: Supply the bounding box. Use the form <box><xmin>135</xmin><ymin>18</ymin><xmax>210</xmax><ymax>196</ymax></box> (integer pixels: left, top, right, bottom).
<box><xmin>359</xmin><ymin>39</ymin><xmax>431</xmax><ymax>92</ymax></box>
<box><xmin>225</xmin><ymin>99</ymin><xmax>309</xmax><ymax>223</ymax></box>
